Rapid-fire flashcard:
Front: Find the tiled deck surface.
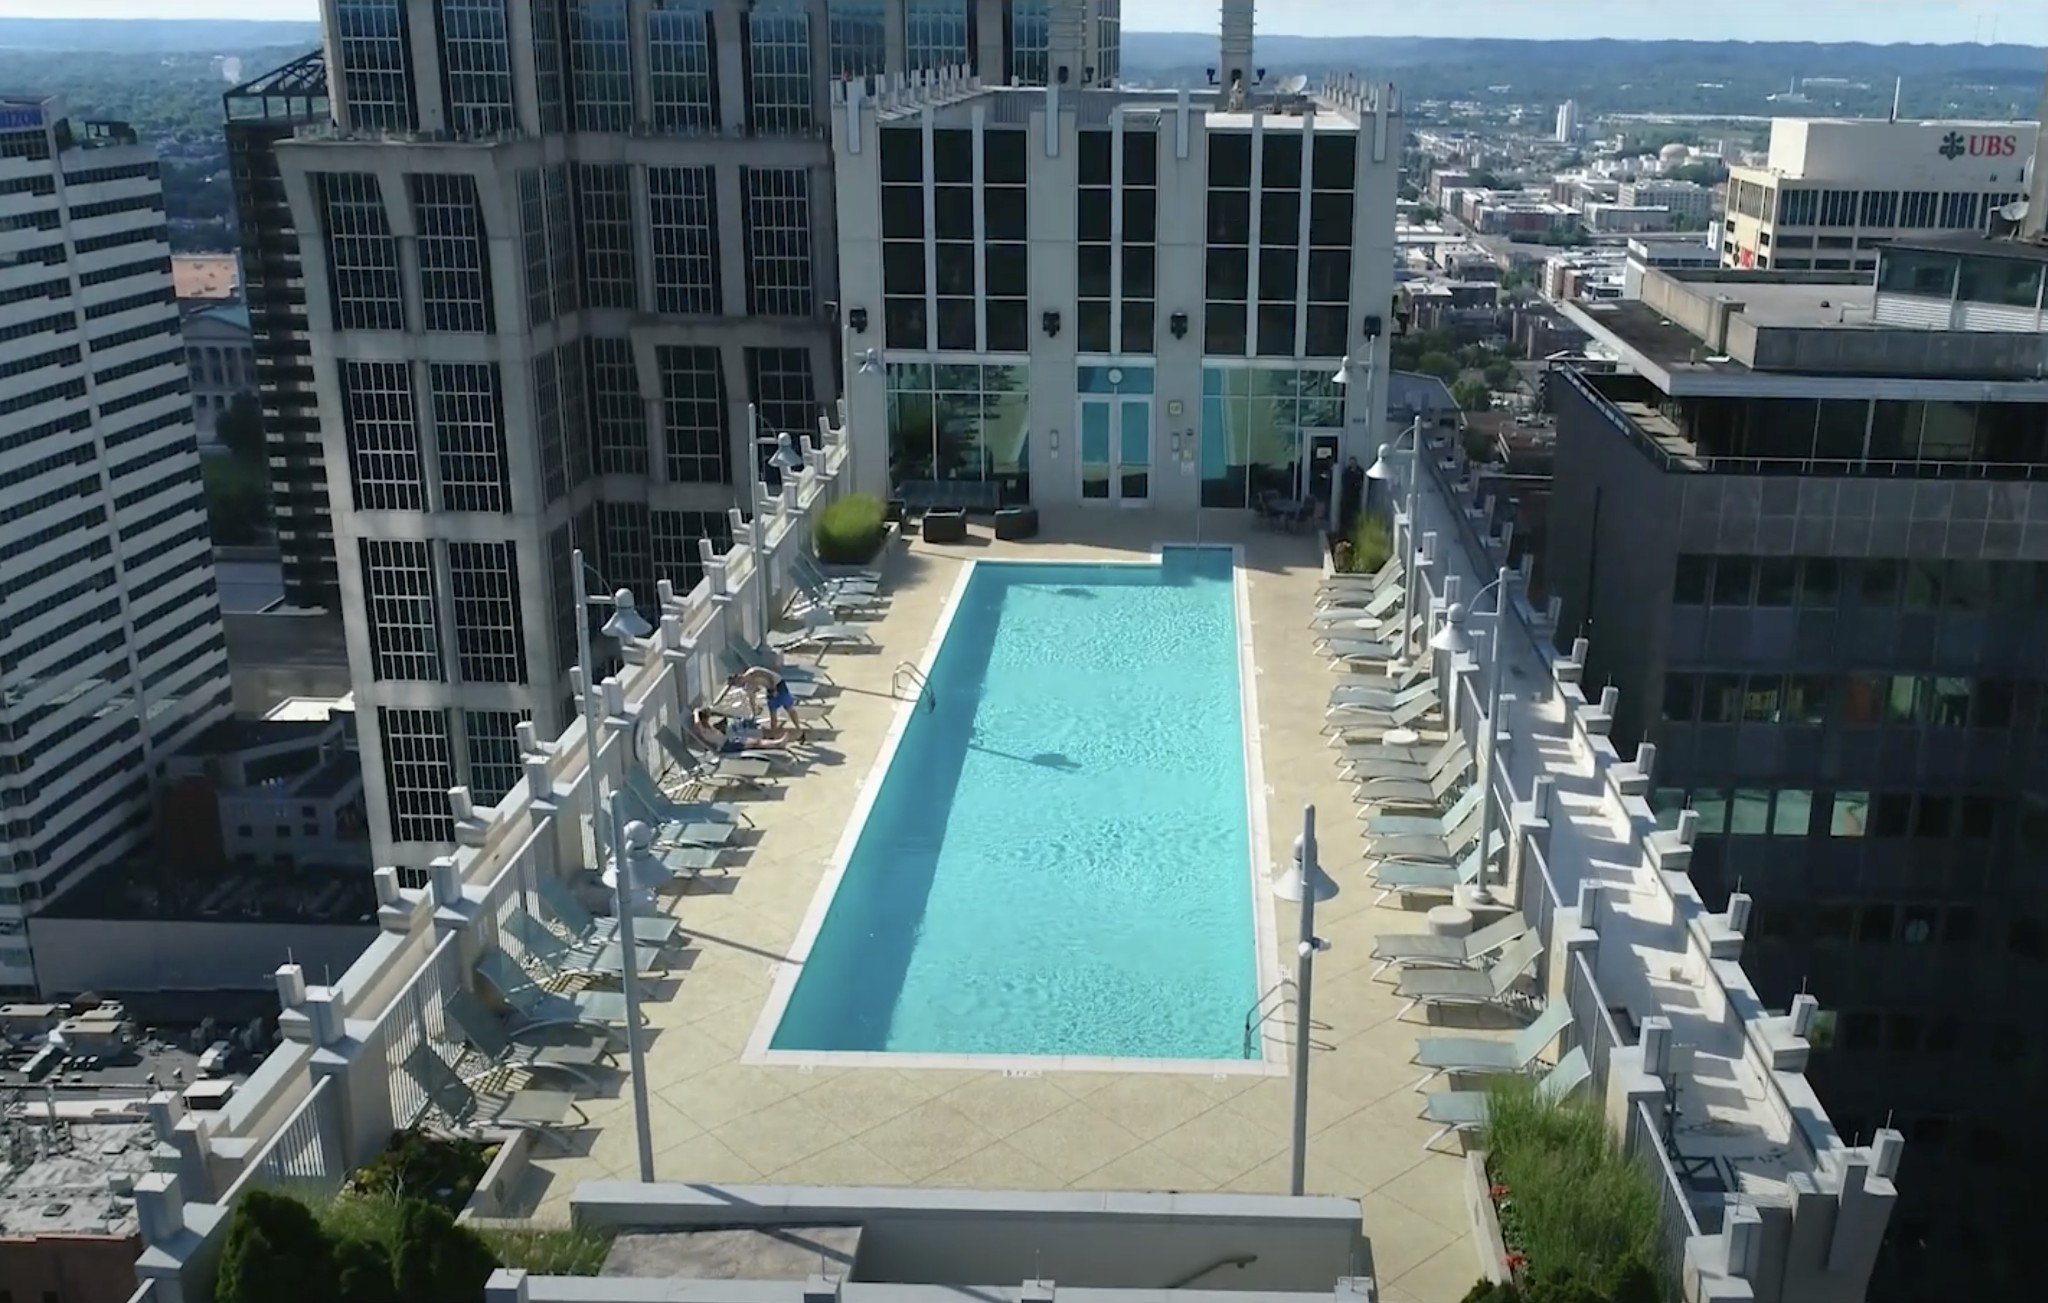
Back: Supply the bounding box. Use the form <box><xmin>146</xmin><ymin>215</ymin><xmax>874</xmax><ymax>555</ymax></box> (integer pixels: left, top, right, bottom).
<box><xmin>519</xmin><ymin>510</ymin><xmax>1494</xmax><ymax>1303</ymax></box>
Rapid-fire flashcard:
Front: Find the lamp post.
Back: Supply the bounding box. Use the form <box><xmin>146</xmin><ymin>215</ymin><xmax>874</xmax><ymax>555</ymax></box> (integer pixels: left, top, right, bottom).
<box><xmin>1274</xmin><ymin>806</ymin><xmax>1335</xmax><ymax>1196</ymax></box>
<box><xmin>1430</xmin><ymin>566</ymin><xmax>1514</xmax><ymax>906</ymax></box>
<box><xmin>1331</xmin><ymin>350</ymin><xmax>1378</xmax><ymax>535</ymax></box>
<box><xmin>744</xmin><ymin>407</ymin><xmax>809</xmax><ymax>642</ymax></box>
<box><xmin>570</xmin><ymin>550</ymin><xmax>657</xmax><ymax>1181</ymax></box>
<box><xmin>1364</xmin><ymin>415</ymin><xmax>1427</xmax><ymax>660</ymax></box>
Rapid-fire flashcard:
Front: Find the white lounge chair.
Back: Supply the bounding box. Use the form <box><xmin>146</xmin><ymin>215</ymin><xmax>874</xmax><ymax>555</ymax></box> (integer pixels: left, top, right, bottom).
<box><xmin>1418</xmin><ymin>1049</ymin><xmax>1590</xmax><ymax>1150</ymax></box>
<box><xmin>1410</xmin><ymin>1002</ymin><xmax>1573</xmax><ymax>1091</ymax></box>
<box><xmin>1370</xmin><ymin>912</ymin><xmax>1529</xmax><ymax>978</ymax></box>
<box><xmin>1360</xmin><ymin>785</ymin><xmax>1482</xmax><ymax>834</ymax></box>
<box><xmin>1394</xmin><ymin>932</ymin><xmax>1544</xmax><ymax>1022</ymax></box>
<box><xmin>1369</xmin><ymin>833</ymin><xmax>1504</xmax><ymax>906</ymax></box>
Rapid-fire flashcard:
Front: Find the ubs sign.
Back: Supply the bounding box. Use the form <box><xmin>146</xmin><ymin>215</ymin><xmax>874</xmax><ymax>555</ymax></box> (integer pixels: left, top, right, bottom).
<box><xmin>1940</xmin><ymin>131</ymin><xmax>2021</xmax><ymax>160</ymax></box>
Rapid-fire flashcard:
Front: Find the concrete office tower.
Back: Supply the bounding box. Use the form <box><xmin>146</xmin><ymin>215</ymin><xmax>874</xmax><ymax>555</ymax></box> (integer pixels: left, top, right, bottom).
<box><xmin>832</xmin><ymin>71</ymin><xmax>1400</xmax><ymax>514</ymax></box>
<box><xmin>0</xmin><ymin>97</ymin><xmax>233</xmax><ymax>992</ymax></box>
<box><xmin>1555</xmin><ymin>99</ymin><xmax>1579</xmax><ymax>145</ymax></box>
<box><xmin>227</xmin><ymin>51</ymin><xmax>337</xmax><ymax>610</ymax></box>
<box><xmin>282</xmin><ymin>0</ymin><xmax>1114</xmax><ymax>872</ymax></box>
<box><xmin>1549</xmin><ymin>238</ymin><xmax>2048</xmax><ymax>1298</ymax></box>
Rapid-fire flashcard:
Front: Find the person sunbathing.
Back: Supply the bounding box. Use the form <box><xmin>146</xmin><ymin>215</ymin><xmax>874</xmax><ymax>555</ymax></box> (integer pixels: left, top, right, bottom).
<box><xmin>692</xmin><ymin>709</ymin><xmax>791</xmax><ymax>754</ymax></box>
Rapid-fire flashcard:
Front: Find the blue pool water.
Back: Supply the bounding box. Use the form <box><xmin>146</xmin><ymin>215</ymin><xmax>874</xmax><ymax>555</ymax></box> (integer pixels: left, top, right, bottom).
<box><xmin>770</xmin><ymin>547</ymin><xmax>1260</xmax><ymax>1061</ymax></box>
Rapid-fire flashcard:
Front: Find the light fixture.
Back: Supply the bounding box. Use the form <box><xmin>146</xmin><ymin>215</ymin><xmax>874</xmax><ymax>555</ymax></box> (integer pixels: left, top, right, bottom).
<box><xmin>1364</xmin><ymin>442</ymin><xmax>1396</xmax><ymax>483</ymax></box>
<box><xmin>1332</xmin><ymin>356</ymin><xmax>1354</xmax><ymax>385</ymax></box>
<box><xmin>847</xmin><ymin>306</ymin><xmax>869</xmax><ymax>334</ymax></box>
<box><xmin>1362</xmin><ymin>313</ymin><xmax>1384</xmax><ymax>339</ymax></box>
<box><xmin>1169</xmin><ymin>311</ymin><xmax>1189</xmax><ymax>339</ymax></box>
<box><xmin>1429</xmin><ymin>603</ymin><xmax>1474</xmax><ymax>657</ymax></box>
<box><xmin>768</xmin><ymin>430</ymin><xmax>804</xmax><ymax>474</ymax></box>
<box><xmin>1042</xmin><ymin>310</ymin><xmax>1061</xmax><ymax>338</ymax></box>
<box><xmin>603</xmin><ymin>588</ymin><xmax>653</xmax><ymax>642</ymax></box>
<box><xmin>855</xmin><ymin>347</ymin><xmax>882</xmax><ymax>374</ymax></box>
<box><xmin>1050</xmin><ymin>428</ymin><xmax>1060</xmax><ymax>453</ymax></box>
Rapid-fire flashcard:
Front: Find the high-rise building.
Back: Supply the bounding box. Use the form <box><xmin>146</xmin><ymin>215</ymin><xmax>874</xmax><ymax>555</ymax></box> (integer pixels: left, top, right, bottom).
<box><xmin>226</xmin><ymin>51</ymin><xmax>335</xmax><ymax>609</ymax></box>
<box><xmin>0</xmin><ymin>96</ymin><xmax>232</xmax><ymax>992</ymax></box>
<box><xmin>279</xmin><ymin>0</ymin><xmax>1117</xmax><ymax>872</ymax></box>
<box><xmin>1548</xmin><ymin>242</ymin><xmax>2048</xmax><ymax>1299</ymax></box>
<box><xmin>1722</xmin><ymin>116</ymin><xmax>2036</xmax><ymax>273</ymax></box>
<box><xmin>1555</xmin><ymin>99</ymin><xmax>1579</xmax><ymax>145</ymax></box>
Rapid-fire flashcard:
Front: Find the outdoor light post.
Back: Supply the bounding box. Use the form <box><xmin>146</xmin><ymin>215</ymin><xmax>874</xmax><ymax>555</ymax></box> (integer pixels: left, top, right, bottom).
<box><xmin>571</xmin><ymin>549</ymin><xmax>658</xmax><ymax>1181</ymax></box>
<box><xmin>745</xmin><ymin>406</ymin><xmax>808</xmax><ymax>642</ymax></box>
<box><xmin>1276</xmin><ymin>805</ymin><xmax>1335</xmax><ymax>1196</ymax></box>
<box><xmin>1430</xmin><ymin>566</ymin><xmax>1515</xmax><ymax>906</ymax></box>
<box><xmin>1365</xmin><ymin>415</ymin><xmax>1427</xmax><ymax>658</ymax></box>
<box><xmin>1331</xmin><ymin>352</ymin><xmax>1378</xmax><ymax>535</ymax></box>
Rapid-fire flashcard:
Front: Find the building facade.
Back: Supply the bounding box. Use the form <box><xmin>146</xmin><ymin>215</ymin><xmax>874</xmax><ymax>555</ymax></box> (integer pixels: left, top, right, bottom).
<box><xmin>1616</xmin><ymin>178</ymin><xmax>1712</xmax><ymax>225</ymax></box>
<box><xmin>281</xmin><ymin>0</ymin><xmax>1116</xmax><ymax>871</ymax></box>
<box><xmin>0</xmin><ymin>97</ymin><xmax>233</xmax><ymax>993</ymax></box>
<box><xmin>1723</xmin><ymin>117</ymin><xmax>2037</xmax><ymax>273</ymax></box>
<box><xmin>227</xmin><ymin>50</ymin><xmax>337</xmax><ymax>609</ymax></box>
<box><xmin>1554</xmin><ymin>99</ymin><xmax>1578</xmax><ymax>145</ymax></box>
<box><xmin>182</xmin><ymin>303</ymin><xmax>257</xmax><ymax>445</ymax></box>
<box><xmin>831</xmin><ymin>69</ymin><xmax>1400</xmax><ymax>514</ymax></box>
<box><xmin>1549</xmin><ymin>251</ymin><xmax>2048</xmax><ymax>1299</ymax></box>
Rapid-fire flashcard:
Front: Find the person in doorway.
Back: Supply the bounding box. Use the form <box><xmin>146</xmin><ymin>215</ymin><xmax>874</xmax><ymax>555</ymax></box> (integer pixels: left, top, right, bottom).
<box><xmin>1340</xmin><ymin>456</ymin><xmax>1367</xmax><ymax>532</ymax></box>
<box><xmin>692</xmin><ymin>709</ymin><xmax>791</xmax><ymax>754</ymax></box>
<box><xmin>727</xmin><ymin>665</ymin><xmax>805</xmax><ymax>740</ymax></box>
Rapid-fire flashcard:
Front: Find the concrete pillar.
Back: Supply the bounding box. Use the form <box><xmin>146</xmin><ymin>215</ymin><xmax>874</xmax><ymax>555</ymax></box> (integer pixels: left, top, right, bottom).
<box><xmin>134</xmin><ymin>1171</ymin><xmax>186</xmax><ymax>1249</ymax></box>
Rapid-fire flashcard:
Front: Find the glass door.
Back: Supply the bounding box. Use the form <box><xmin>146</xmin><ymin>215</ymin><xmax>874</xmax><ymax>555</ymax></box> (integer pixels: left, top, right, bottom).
<box><xmin>1080</xmin><ymin>397</ymin><xmax>1112</xmax><ymax>500</ymax></box>
<box><xmin>1117</xmin><ymin>397</ymin><xmax>1150</xmax><ymax>504</ymax></box>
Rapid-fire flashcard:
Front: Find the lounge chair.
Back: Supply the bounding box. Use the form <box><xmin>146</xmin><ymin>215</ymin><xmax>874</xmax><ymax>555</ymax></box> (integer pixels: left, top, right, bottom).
<box><xmin>1341</xmin><ymin>738</ymin><xmax>1468</xmax><ymax>782</ymax></box>
<box><xmin>1325</xmin><ymin>699</ymin><xmax>1440</xmax><ymax>742</ymax></box>
<box><xmin>623</xmin><ymin>768</ymin><xmax>753</xmax><ymax>829</ymax></box>
<box><xmin>1370</xmin><ymin>912</ymin><xmax>1530</xmax><ymax>978</ymax></box>
<box><xmin>1418</xmin><ymin>1049</ymin><xmax>1590</xmax><ymax>1150</ymax></box>
<box><xmin>772</xmin><ymin>613</ymin><xmax>875</xmax><ymax>652</ymax></box>
<box><xmin>536</xmin><ymin>870</ymin><xmax>683</xmax><ymax>951</ymax></box>
<box><xmin>1311</xmin><ymin>584</ymin><xmax>1404</xmax><ymax>627</ymax></box>
<box><xmin>403</xmin><ymin>1042</ymin><xmax>588</xmax><ymax>1151</ymax></box>
<box><xmin>661</xmin><ymin>727</ymin><xmax>777</xmax><ymax>792</ymax></box>
<box><xmin>1410</xmin><ymin>1003</ymin><xmax>1573</xmax><ymax>1091</ymax></box>
<box><xmin>1361</xmin><ymin>785</ymin><xmax>1482</xmax><ymax>834</ymax></box>
<box><xmin>1393</xmin><ymin>932</ymin><xmax>1544</xmax><ymax>1022</ymax></box>
<box><xmin>1327</xmin><ymin>677</ymin><xmax>1435</xmax><ymax>712</ymax></box>
<box><xmin>790</xmin><ymin>572</ymin><xmax>886</xmax><ymax>616</ymax></box>
<box><xmin>657</xmin><ymin>725</ymin><xmax>795</xmax><ymax>775</ymax></box>
<box><xmin>1323</xmin><ymin>636</ymin><xmax>1403</xmax><ymax>665</ymax></box>
<box><xmin>1353</xmin><ymin>758</ymin><xmax>1473</xmax><ymax>809</ymax></box>
<box><xmin>719</xmin><ymin>648</ymin><xmax>827</xmax><ymax>698</ymax></box>
<box><xmin>807</xmin><ymin>553</ymin><xmax>885</xmax><ymax>584</ymax></box>
<box><xmin>1317</xmin><ymin>558</ymin><xmax>1399</xmax><ymax>592</ymax></box>
<box><xmin>794</xmin><ymin>553</ymin><xmax>880</xmax><ymax>595</ymax></box>
<box><xmin>1369</xmin><ymin>833</ymin><xmax>1504</xmax><ymax>906</ymax></box>
<box><xmin>445</xmin><ymin>987</ymin><xmax>615</xmax><ymax>1089</ymax></box>
<box><xmin>506</xmin><ymin>909</ymin><xmax>668</xmax><ymax>980</ymax></box>
<box><xmin>476</xmin><ymin>950</ymin><xmax>636</xmax><ymax>1028</ymax></box>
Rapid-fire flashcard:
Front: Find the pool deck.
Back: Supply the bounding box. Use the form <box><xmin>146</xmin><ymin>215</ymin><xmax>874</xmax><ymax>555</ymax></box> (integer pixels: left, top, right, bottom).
<box><xmin>519</xmin><ymin>511</ymin><xmax>1490</xmax><ymax>1303</ymax></box>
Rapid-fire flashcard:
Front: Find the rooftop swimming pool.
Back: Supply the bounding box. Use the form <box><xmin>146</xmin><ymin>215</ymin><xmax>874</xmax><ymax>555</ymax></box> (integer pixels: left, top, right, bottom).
<box><xmin>759</xmin><ymin>547</ymin><xmax>1270</xmax><ymax>1066</ymax></box>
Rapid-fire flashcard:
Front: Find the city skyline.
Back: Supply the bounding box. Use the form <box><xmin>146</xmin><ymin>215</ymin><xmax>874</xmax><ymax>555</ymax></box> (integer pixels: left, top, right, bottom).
<box><xmin>2</xmin><ymin>0</ymin><xmax>2048</xmax><ymax>44</ymax></box>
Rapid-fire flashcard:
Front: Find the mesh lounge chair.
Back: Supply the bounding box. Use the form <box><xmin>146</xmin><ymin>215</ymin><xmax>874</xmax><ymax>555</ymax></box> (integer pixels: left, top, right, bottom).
<box><xmin>1410</xmin><ymin>1002</ymin><xmax>1573</xmax><ymax>1091</ymax></box>
<box><xmin>1323</xmin><ymin>636</ymin><xmax>1403</xmax><ymax>665</ymax></box>
<box><xmin>1393</xmin><ymin>931</ymin><xmax>1544</xmax><ymax>1022</ymax></box>
<box><xmin>403</xmin><ymin>1042</ymin><xmax>588</xmax><ymax>1151</ymax></box>
<box><xmin>1325</xmin><ymin>697</ymin><xmax>1439</xmax><ymax>740</ymax></box>
<box><xmin>477</xmin><ymin>950</ymin><xmax>635</xmax><ymax>1027</ymax></box>
<box><xmin>661</xmin><ymin>728</ymin><xmax>777</xmax><ymax>792</ymax></box>
<box><xmin>1369</xmin><ymin>833</ymin><xmax>1504</xmax><ymax>906</ymax></box>
<box><xmin>718</xmin><ymin>648</ymin><xmax>826</xmax><ymax>698</ymax></box>
<box><xmin>623</xmin><ymin>768</ymin><xmax>752</xmax><ymax>829</ymax></box>
<box><xmin>771</xmin><ymin>611</ymin><xmax>875</xmax><ymax>652</ymax></box>
<box><xmin>506</xmin><ymin>909</ymin><xmax>668</xmax><ymax>980</ymax></box>
<box><xmin>445</xmin><ymin>986</ymin><xmax>614</xmax><ymax>1089</ymax></box>
<box><xmin>1360</xmin><ymin>785</ymin><xmax>1482</xmax><ymax>834</ymax></box>
<box><xmin>794</xmin><ymin>553</ymin><xmax>881</xmax><ymax>595</ymax></box>
<box><xmin>1342</xmin><ymin>738</ymin><xmax>1468</xmax><ymax>782</ymax></box>
<box><xmin>1327</xmin><ymin>677</ymin><xmax>1435</xmax><ymax>712</ymax></box>
<box><xmin>1418</xmin><ymin>1049</ymin><xmax>1590</xmax><ymax>1150</ymax></box>
<box><xmin>1370</xmin><ymin>912</ymin><xmax>1530</xmax><ymax>978</ymax></box>
<box><xmin>658</xmin><ymin>725</ymin><xmax>795</xmax><ymax>775</ymax></box>
<box><xmin>1311</xmin><ymin>584</ymin><xmax>1404</xmax><ymax>627</ymax></box>
<box><xmin>536</xmin><ymin>871</ymin><xmax>682</xmax><ymax>951</ymax></box>
<box><xmin>1353</xmin><ymin>758</ymin><xmax>1473</xmax><ymax>809</ymax></box>
<box><xmin>1367</xmin><ymin>815</ymin><xmax>1494</xmax><ymax>866</ymax></box>
<box><xmin>1317</xmin><ymin>558</ymin><xmax>1399</xmax><ymax>592</ymax></box>
<box><xmin>790</xmin><ymin>572</ymin><xmax>886</xmax><ymax>617</ymax></box>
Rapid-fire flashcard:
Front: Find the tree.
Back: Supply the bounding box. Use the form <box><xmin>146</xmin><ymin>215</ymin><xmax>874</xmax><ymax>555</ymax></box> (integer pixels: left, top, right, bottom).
<box><xmin>217</xmin><ymin>392</ymin><xmax>265</xmax><ymax>465</ymax></box>
<box><xmin>1416</xmin><ymin>351</ymin><xmax>1460</xmax><ymax>383</ymax></box>
<box><xmin>217</xmin><ymin>1190</ymin><xmax>338</xmax><ymax>1303</ymax></box>
<box><xmin>1483</xmin><ymin>360</ymin><xmax>1517</xmax><ymax>391</ymax></box>
<box><xmin>332</xmin><ymin>1237</ymin><xmax>398</xmax><ymax>1303</ymax></box>
<box><xmin>393</xmin><ymin>1200</ymin><xmax>497</xmax><ymax>1301</ymax></box>
<box><xmin>1414</xmin><ymin>202</ymin><xmax>1441</xmax><ymax>222</ymax></box>
<box><xmin>1453</xmin><ymin>378</ymin><xmax>1493</xmax><ymax>412</ymax></box>
<box><xmin>202</xmin><ymin>454</ymin><xmax>270</xmax><ymax>546</ymax></box>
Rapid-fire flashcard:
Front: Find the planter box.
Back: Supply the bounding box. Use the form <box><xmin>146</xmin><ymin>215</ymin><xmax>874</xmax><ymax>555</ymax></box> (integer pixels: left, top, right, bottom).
<box><xmin>459</xmin><ymin>1129</ymin><xmax>534</xmax><ymax>1224</ymax></box>
<box><xmin>1465</xmin><ymin>1149</ymin><xmax>1511</xmax><ymax>1286</ymax></box>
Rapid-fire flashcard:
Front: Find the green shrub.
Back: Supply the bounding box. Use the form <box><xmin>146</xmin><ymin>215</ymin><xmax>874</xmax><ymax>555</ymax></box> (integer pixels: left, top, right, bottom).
<box><xmin>394</xmin><ymin>1200</ymin><xmax>499</xmax><ymax>1301</ymax></box>
<box><xmin>346</xmin><ymin>1130</ymin><xmax>492</xmax><ymax>1211</ymax></box>
<box><xmin>815</xmin><ymin>492</ymin><xmax>888</xmax><ymax>564</ymax></box>
<box><xmin>1341</xmin><ymin>511</ymin><xmax>1393</xmax><ymax>575</ymax></box>
<box><xmin>217</xmin><ymin>1189</ymin><xmax>337</xmax><ymax>1303</ymax></box>
<box><xmin>1483</xmin><ymin>1079</ymin><xmax>1669</xmax><ymax>1302</ymax></box>
<box><xmin>333</xmin><ymin>1236</ymin><xmax>399</xmax><ymax>1303</ymax></box>
<box><xmin>1461</xmin><ymin>1282</ymin><xmax>1523</xmax><ymax>1303</ymax></box>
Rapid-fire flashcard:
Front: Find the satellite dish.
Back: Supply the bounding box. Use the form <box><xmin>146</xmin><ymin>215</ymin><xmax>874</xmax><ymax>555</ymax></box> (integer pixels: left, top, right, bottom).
<box><xmin>1277</xmin><ymin>74</ymin><xmax>1309</xmax><ymax>96</ymax></box>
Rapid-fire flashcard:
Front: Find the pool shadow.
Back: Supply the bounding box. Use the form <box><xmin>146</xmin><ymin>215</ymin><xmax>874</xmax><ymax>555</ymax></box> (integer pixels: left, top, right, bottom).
<box><xmin>1052</xmin><ymin>586</ymin><xmax>1097</xmax><ymax>599</ymax></box>
<box><xmin>969</xmin><ymin>741</ymin><xmax>1080</xmax><ymax>772</ymax></box>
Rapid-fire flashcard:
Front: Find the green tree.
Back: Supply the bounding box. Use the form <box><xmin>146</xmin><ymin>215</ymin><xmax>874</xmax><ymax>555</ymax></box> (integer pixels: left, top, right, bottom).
<box><xmin>1414</xmin><ymin>201</ymin><xmax>1441</xmax><ymax>222</ymax></box>
<box><xmin>217</xmin><ymin>1190</ymin><xmax>338</xmax><ymax>1303</ymax></box>
<box><xmin>1483</xmin><ymin>360</ymin><xmax>1517</xmax><ymax>391</ymax></box>
<box><xmin>1453</xmin><ymin>378</ymin><xmax>1493</xmax><ymax>412</ymax></box>
<box><xmin>202</xmin><ymin>454</ymin><xmax>270</xmax><ymax>546</ymax></box>
<box><xmin>393</xmin><ymin>1200</ymin><xmax>497</xmax><ymax>1301</ymax></box>
<box><xmin>1416</xmin><ymin>351</ymin><xmax>1460</xmax><ymax>383</ymax></box>
<box><xmin>332</xmin><ymin>1237</ymin><xmax>399</xmax><ymax>1303</ymax></box>
<box><xmin>217</xmin><ymin>392</ymin><xmax>265</xmax><ymax>465</ymax></box>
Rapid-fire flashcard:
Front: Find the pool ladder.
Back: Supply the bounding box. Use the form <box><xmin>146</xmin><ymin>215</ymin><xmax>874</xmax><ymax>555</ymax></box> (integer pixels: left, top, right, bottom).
<box><xmin>1242</xmin><ymin>980</ymin><xmax>1295</xmax><ymax>1059</ymax></box>
<box><xmin>892</xmin><ymin>662</ymin><xmax>937</xmax><ymax>712</ymax></box>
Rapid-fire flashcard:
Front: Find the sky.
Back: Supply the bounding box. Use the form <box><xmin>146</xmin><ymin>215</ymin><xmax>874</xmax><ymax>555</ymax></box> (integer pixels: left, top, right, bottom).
<box><xmin>0</xmin><ymin>0</ymin><xmax>2045</xmax><ymax>45</ymax></box>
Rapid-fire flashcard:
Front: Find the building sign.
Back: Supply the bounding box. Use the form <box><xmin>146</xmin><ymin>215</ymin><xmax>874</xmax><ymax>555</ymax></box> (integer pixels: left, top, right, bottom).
<box><xmin>0</xmin><ymin>102</ymin><xmax>44</xmax><ymax>132</ymax></box>
<box><xmin>1940</xmin><ymin>131</ymin><xmax>2021</xmax><ymax>160</ymax></box>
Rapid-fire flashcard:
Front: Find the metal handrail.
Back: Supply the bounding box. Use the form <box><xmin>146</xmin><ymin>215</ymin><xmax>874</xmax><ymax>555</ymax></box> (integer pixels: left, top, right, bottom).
<box><xmin>892</xmin><ymin>661</ymin><xmax>936</xmax><ymax>710</ymax></box>
<box><xmin>1167</xmin><ymin>1254</ymin><xmax>1259</xmax><ymax>1288</ymax></box>
<box><xmin>1241</xmin><ymin>980</ymin><xmax>1294</xmax><ymax>1059</ymax></box>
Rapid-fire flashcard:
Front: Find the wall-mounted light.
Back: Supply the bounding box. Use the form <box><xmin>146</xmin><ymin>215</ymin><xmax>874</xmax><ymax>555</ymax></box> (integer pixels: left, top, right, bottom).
<box><xmin>1169</xmin><ymin>311</ymin><xmax>1189</xmax><ymax>339</ymax></box>
<box><xmin>848</xmin><ymin>306</ymin><xmax>869</xmax><ymax>334</ymax></box>
<box><xmin>1049</xmin><ymin>428</ymin><xmax>1061</xmax><ymax>455</ymax></box>
<box><xmin>1042</xmin><ymin>310</ymin><xmax>1062</xmax><ymax>338</ymax></box>
<box><xmin>855</xmin><ymin>347</ymin><xmax>882</xmax><ymax>375</ymax></box>
<box><xmin>1362</xmin><ymin>314</ymin><xmax>1384</xmax><ymax>339</ymax></box>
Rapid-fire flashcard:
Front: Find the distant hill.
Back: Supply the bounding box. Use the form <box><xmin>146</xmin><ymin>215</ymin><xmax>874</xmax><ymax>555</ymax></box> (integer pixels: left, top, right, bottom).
<box><xmin>1121</xmin><ymin>34</ymin><xmax>2047</xmax><ymax>119</ymax></box>
<box><xmin>0</xmin><ymin>17</ymin><xmax>321</xmax><ymax>55</ymax></box>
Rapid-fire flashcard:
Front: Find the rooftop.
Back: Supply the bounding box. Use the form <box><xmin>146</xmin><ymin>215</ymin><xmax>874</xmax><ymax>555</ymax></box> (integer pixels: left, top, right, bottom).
<box><xmin>171</xmin><ymin>256</ymin><xmax>239</xmax><ymax>303</ymax></box>
<box><xmin>0</xmin><ymin>1121</ymin><xmax>154</xmax><ymax>1238</ymax></box>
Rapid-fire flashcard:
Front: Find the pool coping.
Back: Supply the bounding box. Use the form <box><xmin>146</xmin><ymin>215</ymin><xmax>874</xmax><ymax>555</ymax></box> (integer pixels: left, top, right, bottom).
<box><xmin>742</xmin><ymin>545</ymin><xmax>1287</xmax><ymax>1078</ymax></box>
